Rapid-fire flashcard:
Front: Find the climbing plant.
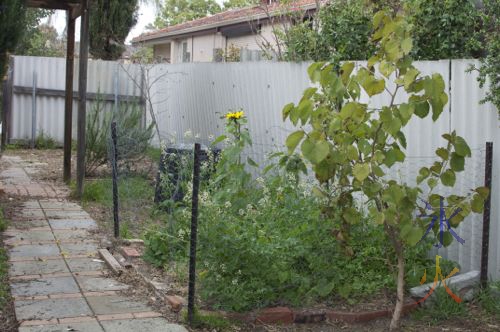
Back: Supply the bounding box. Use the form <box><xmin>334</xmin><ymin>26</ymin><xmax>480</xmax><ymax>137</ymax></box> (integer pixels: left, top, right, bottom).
<box><xmin>283</xmin><ymin>10</ymin><xmax>488</xmax><ymax>330</ymax></box>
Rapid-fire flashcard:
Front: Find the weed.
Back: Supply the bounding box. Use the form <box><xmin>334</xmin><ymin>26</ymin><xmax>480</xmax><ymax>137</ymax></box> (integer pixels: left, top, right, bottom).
<box><xmin>120</xmin><ymin>222</ymin><xmax>132</xmax><ymax>239</ymax></box>
<box><xmin>35</xmin><ymin>131</ymin><xmax>57</xmax><ymax>149</ymax></box>
<box><xmin>477</xmin><ymin>281</ymin><xmax>500</xmax><ymax>318</ymax></box>
<box><xmin>412</xmin><ymin>286</ymin><xmax>467</xmax><ymax>324</ymax></box>
<box><xmin>182</xmin><ymin>308</ymin><xmax>232</xmax><ymax>331</ymax></box>
<box><xmin>81</xmin><ymin>176</ymin><xmax>152</xmax><ymax>207</ymax></box>
<box><xmin>0</xmin><ymin>207</ymin><xmax>10</xmax><ymax>309</ymax></box>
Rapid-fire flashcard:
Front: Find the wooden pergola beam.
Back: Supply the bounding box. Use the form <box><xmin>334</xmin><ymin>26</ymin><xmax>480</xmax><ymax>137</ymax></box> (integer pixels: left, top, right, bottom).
<box><xmin>23</xmin><ymin>0</ymin><xmax>81</xmax><ymax>11</ymax></box>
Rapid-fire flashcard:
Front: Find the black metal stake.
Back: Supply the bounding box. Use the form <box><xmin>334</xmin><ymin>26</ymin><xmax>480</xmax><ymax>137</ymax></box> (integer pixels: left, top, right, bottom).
<box><xmin>480</xmin><ymin>142</ymin><xmax>493</xmax><ymax>287</ymax></box>
<box><xmin>188</xmin><ymin>143</ymin><xmax>201</xmax><ymax>325</ymax></box>
<box><xmin>111</xmin><ymin>121</ymin><xmax>120</xmax><ymax>238</ymax></box>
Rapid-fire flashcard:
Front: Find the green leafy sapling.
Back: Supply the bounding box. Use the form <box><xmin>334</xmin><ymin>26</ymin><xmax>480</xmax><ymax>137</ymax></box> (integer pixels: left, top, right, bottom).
<box><xmin>283</xmin><ymin>11</ymin><xmax>488</xmax><ymax>330</ymax></box>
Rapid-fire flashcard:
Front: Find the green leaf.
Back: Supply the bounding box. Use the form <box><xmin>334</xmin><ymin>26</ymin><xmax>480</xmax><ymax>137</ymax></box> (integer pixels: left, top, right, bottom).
<box><xmin>247</xmin><ymin>157</ymin><xmax>258</xmax><ymax>167</ymax></box>
<box><xmin>404</xmin><ymin>68</ymin><xmax>419</xmax><ymax>90</ymax></box>
<box><xmin>340</xmin><ymin>62</ymin><xmax>355</xmax><ymax>84</ymax></box>
<box><xmin>353</xmin><ymin>163</ymin><xmax>370</xmax><ymax>182</ymax></box>
<box><xmin>286</xmin><ymin>131</ymin><xmax>305</xmax><ymax>154</ymax></box>
<box><xmin>282</xmin><ymin>103</ymin><xmax>294</xmax><ymax>121</ymax></box>
<box><xmin>307</xmin><ymin>62</ymin><xmax>324</xmax><ymax>82</ymax></box>
<box><xmin>414</xmin><ymin>101</ymin><xmax>430</xmax><ymax>118</ymax></box>
<box><xmin>297</xmin><ymin>99</ymin><xmax>313</xmax><ymax>125</ymax></box>
<box><xmin>450</xmin><ymin>152</ymin><xmax>465</xmax><ymax>171</ymax></box>
<box><xmin>343</xmin><ymin>208</ymin><xmax>360</xmax><ymax>224</ymax></box>
<box><xmin>454</xmin><ymin>136</ymin><xmax>471</xmax><ymax>157</ymax></box>
<box><xmin>312</xmin><ymin>186</ymin><xmax>327</xmax><ymax>199</ymax></box>
<box><xmin>471</xmin><ymin>194</ymin><xmax>484</xmax><ymax>213</ymax></box>
<box><xmin>440</xmin><ymin>169</ymin><xmax>456</xmax><ymax>187</ymax></box>
<box><xmin>315</xmin><ymin>279</ymin><xmax>335</xmax><ymax>297</ymax></box>
<box><xmin>357</xmin><ymin>68</ymin><xmax>385</xmax><ymax>97</ymax></box>
<box><xmin>406</xmin><ymin>227</ymin><xmax>424</xmax><ymax>246</ymax></box>
<box><xmin>301</xmin><ymin>138</ymin><xmax>330</xmax><ymax>164</ymax></box>
<box><xmin>417</xmin><ymin>167</ymin><xmax>430</xmax><ymax>184</ymax></box>
<box><xmin>428</xmin><ymin>178</ymin><xmax>438</xmax><ymax>189</ymax></box>
<box><xmin>475</xmin><ymin>187</ymin><xmax>490</xmax><ymax>199</ymax></box>
<box><xmin>401</xmin><ymin>38</ymin><xmax>413</xmax><ymax>54</ymax></box>
<box><xmin>436</xmin><ymin>148</ymin><xmax>449</xmax><ymax>160</ymax></box>
<box><xmin>211</xmin><ymin>135</ymin><xmax>227</xmax><ymax>145</ymax></box>
<box><xmin>347</xmin><ymin>145</ymin><xmax>358</xmax><ymax>160</ymax></box>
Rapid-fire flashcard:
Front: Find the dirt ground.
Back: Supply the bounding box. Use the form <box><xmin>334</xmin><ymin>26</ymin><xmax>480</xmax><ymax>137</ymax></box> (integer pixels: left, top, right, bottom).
<box><xmin>1</xmin><ymin>148</ymin><xmax>499</xmax><ymax>332</ymax></box>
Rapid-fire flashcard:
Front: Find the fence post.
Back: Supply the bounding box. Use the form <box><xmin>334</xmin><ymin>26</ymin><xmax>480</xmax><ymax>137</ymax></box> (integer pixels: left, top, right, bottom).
<box><xmin>480</xmin><ymin>142</ymin><xmax>493</xmax><ymax>286</ymax></box>
<box><xmin>31</xmin><ymin>71</ymin><xmax>37</xmax><ymax>148</ymax></box>
<box><xmin>111</xmin><ymin>121</ymin><xmax>120</xmax><ymax>238</ymax></box>
<box><xmin>187</xmin><ymin>143</ymin><xmax>201</xmax><ymax>325</ymax></box>
<box><xmin>1</xmin><ymin>59</ymin><xmax>13</xmax><ymax>151</ymax></box>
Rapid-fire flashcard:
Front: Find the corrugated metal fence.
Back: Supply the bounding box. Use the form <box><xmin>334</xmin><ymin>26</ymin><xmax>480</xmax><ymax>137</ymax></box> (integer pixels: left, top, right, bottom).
<box><xmin>6</xmin><ymin>56</ymin><xmax>500</xmax><ymax>280</ymax></box>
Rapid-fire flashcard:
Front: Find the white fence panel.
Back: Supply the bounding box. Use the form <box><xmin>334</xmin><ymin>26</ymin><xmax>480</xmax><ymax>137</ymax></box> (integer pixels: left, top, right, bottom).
<box><xmin>7</xmin><ymin>56</ymin><xmax>500</xmax><ymax>280</ymax></box>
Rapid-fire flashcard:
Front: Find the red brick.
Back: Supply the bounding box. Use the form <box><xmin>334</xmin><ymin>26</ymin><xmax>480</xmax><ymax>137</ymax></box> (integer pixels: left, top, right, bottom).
<box><xmin>20</xmin><ymin>319</ymin><xmax>58</xmax><ymax>326</ymax></box>
<box><xmin>121</xmin><ymin>246</ymin><xmax>141</xmax><ymax>258</ymax></box>
<box><xmin>58</xmin><ymin>316</ymin><xmax>97</xmax><ymax>324</ymax></box>
<box><xmin>166</xmin><ymin>295</ymin><xmax>186</xmax><ymax>312</ymax></box>
<box><xmin>97</xmin><ymin>313</ymin><xmax>134</xmax><ymax>321</ymax></box>
<box><xmin>256</xmin><ymin>307</ymin><xmax>294</xmax><ymax>325</ymax></box>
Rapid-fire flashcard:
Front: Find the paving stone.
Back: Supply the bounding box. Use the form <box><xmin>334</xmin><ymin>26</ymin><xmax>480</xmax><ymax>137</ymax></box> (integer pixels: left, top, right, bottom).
<box><xmin>49</xmin><ymin>219</ymin><xmax>97</xmax><ymax>230</ymax></box>
<box><xmin>9</xmin><ymin>260</ymin><xmax>69</xmax><ymax>276</ymax></box>
<box><xmin>39</xmin><ymin>201</ymin><xmax>81</xmax><ymax>210</ymax></box>
<box><xmin>101</xmin><ymin>318</ymin><xmax>188</xmax><ymax>332</ymax></box>
<box><xmin>4</xmin><ymin>230</ymin><xmax>55</xmax><ymax>243</ymax></box>
<box><xmin>15</xmin><ymin>298</ymin><xmax>92</xmax><ymax>320</ymax></box>
<box><xmin>9</xmin><ymin>219</ymin><xmax>49</xmax><ymax>229</ymax></box>
<box><xmin>66</xmin><ymin>258</ymin><xmax>106</xmax><ymax>272</ymax></box>
<box><xmin>53</xmin><ymin>229</ymin><xmax>92</xmax><ymax>241</ymax></box>
<box><xmin>19</xmin><ymin>321</ymin><xmax>104</xmax><ymax>332</ymax></box>
<box><xmin>76</xmin><ymin>276</ymin><xmax>129</xmax><ymax>292</ymax></box>
<box><xmin>87</xmin><ymin>295</ymin><xmax>151</xmax><ymax>315</ymax></box>
<box><xmin>21</xmin><ymin>201</ymin><xmax>42</xmax><ymax>209</ymax></box>
<box><xmin>9</xmin><ymin>244</ymin><xmax>60</xmax><ymax>258</ymax></box>
<box><xmin>60</xmin><ymin>242</ymin><xmax>99</xmax><ymax>256</ymax></box>
<box><xmin>17</xmin><ymin>209</ymin><xmax>46</xmax><ymax>218</ymax></box>
<box><xmin>11</xmin><ymin>277</ymin><xmax>80</xmax><ymax>297</ymax></box>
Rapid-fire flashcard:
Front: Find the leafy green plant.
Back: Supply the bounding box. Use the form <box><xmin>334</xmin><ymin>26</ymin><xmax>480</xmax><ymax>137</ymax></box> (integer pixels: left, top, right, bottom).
<box><xmin>477</xmin><ymin>281</ymin><xmax>500</xmax><ymax>318</ymax></box>
<box><xmin>35</xmin><ymin>130</ymin><xmax>57</xmax><ymax>149</ymax></box>
<box><xmin>0</xmin><ymin>207</ymin><xmax>6</xmax><ymax>233</ymax></box>
<box><xmin>86</xmin><ymin>94</ymin><xmax>112</xmax><ymax>175</ymax></box>
<box><xmin>282</xmin><ymin>10</ymin><xmax>487</xmax><ymax>329</ymax></box>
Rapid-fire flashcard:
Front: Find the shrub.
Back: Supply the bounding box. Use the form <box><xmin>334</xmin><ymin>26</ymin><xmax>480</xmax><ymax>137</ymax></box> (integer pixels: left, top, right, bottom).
<box><xmin>35</xmin><ymin>131</ymin><xmax>57</xmax><ymax>149</ymax></box>
<box><xmin>85</xmin><ymin>93</ymin><xmax>154</xmax><ymax>175</ymax></box>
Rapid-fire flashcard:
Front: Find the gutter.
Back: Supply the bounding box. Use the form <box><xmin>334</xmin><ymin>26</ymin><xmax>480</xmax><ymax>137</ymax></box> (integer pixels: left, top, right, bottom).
<box><xmin>132</xmin><ymin>3</ymin><xmax>317</xmax><ymax>45</ymax></box>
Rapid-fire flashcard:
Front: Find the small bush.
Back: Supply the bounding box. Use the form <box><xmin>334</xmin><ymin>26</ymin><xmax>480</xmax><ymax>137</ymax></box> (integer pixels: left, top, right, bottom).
<box><xmin>35</xmin><ymin>131</ymin><xmax>57</xmax><ymax>149</ymax></box>
<box><xmin>0</xmin><ymin>207</ymin><xmax>7</xmax><ymax>232</ymax></box>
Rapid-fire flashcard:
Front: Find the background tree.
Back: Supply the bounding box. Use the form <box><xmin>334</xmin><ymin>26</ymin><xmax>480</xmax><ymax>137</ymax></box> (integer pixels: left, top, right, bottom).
<box><xmin>222</xmin><ymin>0</ymin><xmax>257</xmax><ymax>10</ymax></box>
<box><xmin>89</xmin><ymin>0</ymin><xmax>139</xmax><ymax>60</ymax></box>
<box><xmin>472</xmin><ymin>0</ymin><xmax>499</xmax><ymax>113</ymax></box>
<box><xmin>0</xmin><ymin>0</ymin><xmax>26</xmax><ymax>78</ymax></box>
<box><xmin>154</xmin><ymin>0</ymin><xmax>221</xmax><ymax>28</ymax></box>
<box><xmin>406</xmin><ymin>0</ymin><xmax>482</xmax><ymax>60</ymax></box>
<box><xmin>17</xmin><ymin>24</ymin><xmax>65</xmax><ymax>57</ymax></box>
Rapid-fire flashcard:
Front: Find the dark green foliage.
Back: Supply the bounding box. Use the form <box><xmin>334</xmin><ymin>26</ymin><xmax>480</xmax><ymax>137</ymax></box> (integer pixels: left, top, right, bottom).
<box><xmin>222</xmin><ymin>0</ymin><xmax>257</xmax><ymax>10</ymax></box>
<box><xmin>473</xmin><ymin>0</ymin><xmax>500</xmax><ymax>113</ymax></box>
<box><xmin>284</xmin><ymin>22</ymin><xmax>329</xmax><ymax>62</ymax></box>
<box><xmin>35</xmin><ymin>131</ymin><xmax>57</xmax><ymax>149</ymax></box>
<box><xmin>154</xmin><ymin>0</ymin><xmax>221</xmax><ymax>28</ymax></box>
<box><xmin>406</xmin><ymin>0</ymin><xmax>482</xmax><ymax>60</ymax></box>
<box><xmin>89</xmin><ymin>0</ymin><xmax>139</xmax><ymax>60</ymax></box>
<box><xmin>0</xmin><ymin>0</ymin><xmax>26</xmax><ymax>78</ymax></box>
<box><xmin>318</xmin><ymin>0</ymin><xmax>375</xmax><ymax>61</ymax></box>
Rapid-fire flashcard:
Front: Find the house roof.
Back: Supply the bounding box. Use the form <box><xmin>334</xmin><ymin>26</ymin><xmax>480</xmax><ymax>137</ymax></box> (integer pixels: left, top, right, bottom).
<box><xmin>132</xmin><ymin>0</ymin><xmax>317</xmax><ymax>44</ymax></box>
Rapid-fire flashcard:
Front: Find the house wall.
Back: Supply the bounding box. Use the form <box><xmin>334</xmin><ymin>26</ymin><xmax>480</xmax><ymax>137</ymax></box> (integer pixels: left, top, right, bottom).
<box><xmin>227</xmin><ymin>23</ymin><xmax>276</xmax><ymax>51</ymax></box>
<box><xmin>153</xmin><ymin>43</ymin><xmax>171</xmax><ymax>62</ymax></box>
<box><xmin>192</xmin><ymin>34</ymin><xmax>217</xmax><ymax>62</ymax></box>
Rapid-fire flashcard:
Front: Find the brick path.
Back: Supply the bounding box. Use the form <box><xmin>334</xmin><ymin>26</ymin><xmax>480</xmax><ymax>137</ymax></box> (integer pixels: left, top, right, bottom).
<box><xmin>1</xmin><ymin>155</ymin><xmax>187</xmax><ymax>332</ymax></box>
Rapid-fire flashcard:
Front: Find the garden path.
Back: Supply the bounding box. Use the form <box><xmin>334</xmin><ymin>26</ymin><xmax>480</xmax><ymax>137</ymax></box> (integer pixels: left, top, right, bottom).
<box><xmin>1</xmin><ymin>154</ymin><xmax>187</xmax><ymax>332</ymax></box>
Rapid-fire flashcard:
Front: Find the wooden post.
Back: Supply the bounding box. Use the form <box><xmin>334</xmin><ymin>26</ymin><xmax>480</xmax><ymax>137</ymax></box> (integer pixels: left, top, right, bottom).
<box><xmin>76</xmin><ymin>0</ymin><xmax>90</xmax><ymax>197</ymax></box>
<box><xmin>31</xmin><ymin>71</ymin><xmax>37</xmax><ymax>149</ymax></box>
<box><xmin>1</xmin><ymin>58</ymin><xmax>13</xmax><ymax>151</ymax></box>
<box><xmin>63</xmin><ymin>13</ymin><xmax>76</xmax><ymax>183</ymax></box>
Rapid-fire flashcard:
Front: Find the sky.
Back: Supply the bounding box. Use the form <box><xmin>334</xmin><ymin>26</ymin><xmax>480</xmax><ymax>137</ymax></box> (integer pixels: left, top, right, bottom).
<box><xmin>43</xmin><ymin>3</ymin><xmax>158</xmax><ymax>44</ymax></box>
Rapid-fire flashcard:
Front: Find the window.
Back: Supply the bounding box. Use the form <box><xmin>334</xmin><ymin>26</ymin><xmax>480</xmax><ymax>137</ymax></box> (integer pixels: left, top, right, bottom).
<box><xmin>182</xmin><ymin>42</ymin><xmax>191</xmax><ymax>63</ymax></box>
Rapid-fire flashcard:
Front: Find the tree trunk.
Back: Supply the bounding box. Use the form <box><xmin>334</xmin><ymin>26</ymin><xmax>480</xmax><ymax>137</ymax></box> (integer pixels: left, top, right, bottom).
<box><xmin>390</xmin><ymin>246</ymin><xmax>405</xmax><ymax>330</ymax></box>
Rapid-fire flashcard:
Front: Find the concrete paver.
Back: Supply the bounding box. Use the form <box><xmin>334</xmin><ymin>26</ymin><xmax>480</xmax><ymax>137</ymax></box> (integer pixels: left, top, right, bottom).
<box><xmin>9</xmin><ymin>244</ymin><xmax>61</xmax><ymax>258</ymax></box>
<box><xmin>2</xmin><ymin>154</ymin><xmax>187</xmax><ymax>331</ymax></box>
<box><xmin>15</xmin><ymin>298</ymin><xmax>93</xmax><ymax>320</ymax></box>
<box><xmin>9</xmin><ymin>259</ymin><xmax>69</xmax><ymax>276</ymax></box>
<box><xmin>11</xmin><ymin>277</ymin><xmax>80</xmax><ymax>297</ymax></box>
<box><xmin>19</xmin><ymin>321</ymin><xmax>105</xmax><ymax>332</ymax></box>
<box><xmin>76</xmin><ymin>276</ymin><xmax>129</xmax><ymax>292</ymax></box>
<box><xmin>87</xmin><ymin>295</ymin><xmax>151</xmax><ymax>315</ymax></box>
